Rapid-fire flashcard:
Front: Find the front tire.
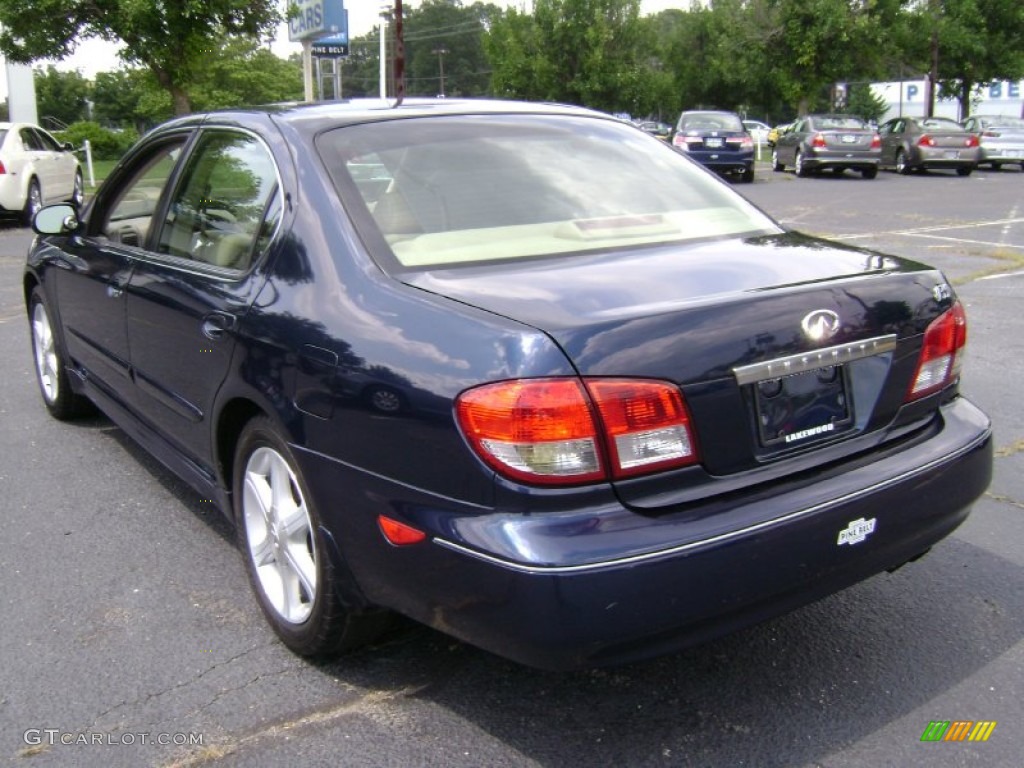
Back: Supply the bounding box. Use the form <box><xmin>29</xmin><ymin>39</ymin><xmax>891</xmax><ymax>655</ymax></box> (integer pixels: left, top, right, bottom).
<box><xmin>29</xmin><ymin>287</ymin><xmax>90</xmax><ymax>420</ymax></box>
<box><xmin>234</xmin><ymin>416</ymin><xmax>389</xmax><ymax>656</ymax></box>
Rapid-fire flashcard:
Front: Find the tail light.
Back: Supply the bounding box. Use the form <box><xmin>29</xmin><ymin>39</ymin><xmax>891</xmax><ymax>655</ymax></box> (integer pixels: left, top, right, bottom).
<box><xmin>0</xmin><ymin>161</ymin><xmax>6</xmax><ymax>174</ymax></box>
<box><xmin>455</xmin><ymin>378</ymin><xmax>698</xmax><ymax>485</ymax></box>
<box><xmin>906</xmin><ymin>301</ymin><xmax>967</xmax><ymax>401</ymax></box>
<box><xmin>964</xmin><ymin>134</ymin><xmax>979</xmax><ymax>147</ymax></box>
<box><xmin>727</xmin><ymin>135</ymin><xmax>755</xmax><ymax>149</ymax></box>
<box><xmin>811</xmin><ymin>133</ymin><xmax>828</xmax><ymax>148</ymax></box>
<box><xmin>918</xmin><ymin>134</ymin><xmax>937</xmax><ymax>147</ymax></box>
<box><xmin>673</xmin><ymin>135</ymin><xmax>702</xmax><ymax>152</ymax></box>
<box><xmin>871</xmin><ymin>134</ymin><xmax>882</xmax><ymax>149</ymax></box>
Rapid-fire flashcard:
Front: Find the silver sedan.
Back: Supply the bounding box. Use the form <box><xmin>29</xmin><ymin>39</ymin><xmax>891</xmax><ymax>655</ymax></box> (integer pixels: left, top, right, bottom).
<box><xmin>961</xmin><ymin>115</ymin><xmax>1024</xmax><ymax>170</ymax></box>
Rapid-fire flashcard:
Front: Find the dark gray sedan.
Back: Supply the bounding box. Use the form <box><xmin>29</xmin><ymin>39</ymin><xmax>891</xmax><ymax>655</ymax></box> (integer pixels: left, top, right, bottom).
<box><xmin>961</xmin><ymin>115</ymin><xmax>1024</xmax><ymax>170</ymax></box>
<box><xmin>771</xmin><ymin>114</ymin><xmax>881</xmax><ymax>178</ymax></box>
<box><xmin>879</xmin><ymin>116</ymin><xmax>980</xmax><ymax>176</ymax></box>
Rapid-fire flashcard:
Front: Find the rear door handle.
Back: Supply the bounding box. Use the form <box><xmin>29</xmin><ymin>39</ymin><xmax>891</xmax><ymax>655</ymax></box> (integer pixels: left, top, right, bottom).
<box><xmin>201</xmin><ymin>311</ymin><xmax>237</xmax><ymax>340</ymax></box>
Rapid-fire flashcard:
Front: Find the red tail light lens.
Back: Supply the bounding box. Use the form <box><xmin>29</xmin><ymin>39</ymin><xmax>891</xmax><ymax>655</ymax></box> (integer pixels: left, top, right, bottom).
<box><xmin>0</xmin><ymin>161</ymin><xmax>6</xmax><ymax>174</ymax></box>
<box><xmin>871</xmin><ymin>134</ymin><xmax>882</xmax><ymax>149</ymax></box>
<box><xmin>964</xmin><ymin>134</ymin><xmax>979</xmax><ymax>147</ymax></box>
<box><xmin>906</xmin><ymin>301</ymin><xmax>967</xmax><ymax>401</ymax></box>
<box><xmin>918</xmin><ymin>134</ymin><xmax>937</xmax><ymax>147</ymax></box>
<box><xmin>587</xmin><ymin>380</ymin><xmax>697</xmax><ymax>479</ymax></box>
<box><xmin>456</xmin><ymin>378</ymin><xmax>698</xmax><ymax>485</ymax></box>
<box><xmin>811</xmin><ymin>133</ymin><xmax>827</xmax><ymax>148</ymax></box>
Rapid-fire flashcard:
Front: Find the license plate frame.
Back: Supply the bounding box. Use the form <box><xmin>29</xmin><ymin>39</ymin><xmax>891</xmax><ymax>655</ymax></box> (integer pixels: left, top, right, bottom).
<box><xmin>753</xmin><ymin>365</ymin><xmax>853</xmax><ymax>448</ymax></box>
<box><xmin>704</xmin><ymin>138</ymin><xmax>724</xmax><ymax>148</ymax></box>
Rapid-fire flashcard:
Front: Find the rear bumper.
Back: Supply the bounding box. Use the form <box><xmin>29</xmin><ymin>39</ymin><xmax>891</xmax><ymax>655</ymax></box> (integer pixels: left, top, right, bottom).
<box><xmin>803</xmin><ymin>151</ymin><xmax>880</xmax><ymax>170</ymax></box>
<box><xmin>303</xmin><ymin>396</ymin><xmax>991</xmax><ymax>670</ymax></box>
<box><xmin>690</xmin><ymin>151</ymin><xmax>754</xmax><ymax>174</ymax></box>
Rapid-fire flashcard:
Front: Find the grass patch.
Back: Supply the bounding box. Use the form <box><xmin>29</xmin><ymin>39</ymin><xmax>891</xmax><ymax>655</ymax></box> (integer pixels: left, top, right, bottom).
<box><xmin>83</xmin><ymin>159</ymin><xmax>120</xmax><ymax>188</ymax></box>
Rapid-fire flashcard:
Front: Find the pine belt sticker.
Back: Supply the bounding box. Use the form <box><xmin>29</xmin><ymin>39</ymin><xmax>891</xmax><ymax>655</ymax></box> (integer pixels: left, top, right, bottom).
<box><xmin>837</xmin><ymin>517</ymin><xmax>876</xmax><ymax>546</ymax></box>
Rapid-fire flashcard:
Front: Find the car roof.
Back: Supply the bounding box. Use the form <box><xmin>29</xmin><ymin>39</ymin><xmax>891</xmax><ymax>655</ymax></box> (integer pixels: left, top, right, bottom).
<box><xmin>155</xmin><ymin>98</ymin><xmax>614</xmax><ymax>136</ymax></box>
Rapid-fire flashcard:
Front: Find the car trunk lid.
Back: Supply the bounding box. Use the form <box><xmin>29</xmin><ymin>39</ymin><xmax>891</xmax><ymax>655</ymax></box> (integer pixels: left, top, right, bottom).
<box><xmin>402</xmin><ymin>232</ymin><xmax>955</xmax><ymax>506</ymax></box>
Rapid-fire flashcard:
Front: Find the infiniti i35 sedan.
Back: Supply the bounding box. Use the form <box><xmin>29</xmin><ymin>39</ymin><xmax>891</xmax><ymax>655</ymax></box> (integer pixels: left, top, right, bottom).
<box><xmin>24</xmin><ymin>100</ymin><xmax>992</xmax><ymax>670</ymax></box>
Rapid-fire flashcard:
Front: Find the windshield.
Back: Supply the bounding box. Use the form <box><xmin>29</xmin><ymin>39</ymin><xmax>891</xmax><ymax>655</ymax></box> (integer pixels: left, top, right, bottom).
<box><xmin>317</xmin><ymin>114</ymin><xmax>778</xmax><ymax>270</ymax></box>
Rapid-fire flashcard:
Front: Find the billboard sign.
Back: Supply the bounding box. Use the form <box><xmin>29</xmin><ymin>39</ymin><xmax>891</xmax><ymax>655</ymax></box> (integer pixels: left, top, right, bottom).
<box><xmin>288</xmin><ymin>0</ymin><xmax>347</xmax><ymax>41</ymax></box>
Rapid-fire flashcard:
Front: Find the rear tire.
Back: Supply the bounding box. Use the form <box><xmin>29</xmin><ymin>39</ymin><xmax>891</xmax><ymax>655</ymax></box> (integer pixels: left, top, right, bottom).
<box><xmin>956</xmin><ymin>166</ymin><xmax>973</xmax><ymax>177</ymax></box>
<box><xmin>895</xmin><ymin>149</ymin><xmax>912</xmax><ymax>175</ymax></box>
<box><xmin>861</xmin><ymin>167</ymin><xmax>878</xmax><ymax>180</ymax></box>
<box><xmin>22</xmin><ymin>178</ymin><xmax>41</xmax><ymax>226</ymax></box>
<box><xmin>71</xmin><ymin>170</ymin><xmax>84</xmax><ymax>208</ymax></box>
<box><xmin>740</xmin><ymin>167</ymin><xmax>755</xmax><ymax>183</ymax></box>
<box><xmin>234</xmin><ymin>416</ymin><xmax>390</xmax><ymax>657</ymax></box>
<box><xmin>28</xmin><ymin>287</ymin><xmax>91</xmax><ymax>420</ymax></box>
<box><xmin>795</xmin><ymin>151</ymin><xmax>810</xmax><ymax>177</ymax></box>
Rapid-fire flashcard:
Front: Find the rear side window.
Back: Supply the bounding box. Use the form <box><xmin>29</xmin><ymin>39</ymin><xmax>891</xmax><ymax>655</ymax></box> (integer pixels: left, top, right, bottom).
<box><xmin>318</xmin><ymin>114</ymin><xmax>778</xmax><ymax>270</ymax></box>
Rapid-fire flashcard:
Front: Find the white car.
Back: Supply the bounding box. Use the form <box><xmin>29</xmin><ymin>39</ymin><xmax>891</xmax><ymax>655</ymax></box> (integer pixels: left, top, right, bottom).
<box><xmin>743</xmin><ymin>120</ymin><xmax>771</xmax><ymax>146</ymax></box>
<box><xmin>0</xmin><ymin>122</ymin><xmax>83</xmax><ymax>224</ymax></box>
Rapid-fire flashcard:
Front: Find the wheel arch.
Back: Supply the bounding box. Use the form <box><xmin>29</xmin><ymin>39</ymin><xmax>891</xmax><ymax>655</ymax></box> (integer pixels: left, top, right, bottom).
<box><xmin>215</xmin><ymin>397</ymin><xmax>268</xmax><ymax>520</ymax></box>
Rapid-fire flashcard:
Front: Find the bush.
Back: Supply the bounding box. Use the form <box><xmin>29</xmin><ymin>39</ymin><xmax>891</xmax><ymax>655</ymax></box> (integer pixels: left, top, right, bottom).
<box><xmin>55</xmin><ymin>122</ymin><xmax>139</xmax><ymax>161</ymax></box>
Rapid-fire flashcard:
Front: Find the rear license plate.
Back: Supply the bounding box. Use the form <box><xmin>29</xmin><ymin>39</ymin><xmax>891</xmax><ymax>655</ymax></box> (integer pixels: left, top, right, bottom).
<box><xmin>943</xmin><ymin>150</ymin><xmax>960</xmax><ymax>159</ymax></box>
<box><xmin>841</xmin><ymin>134</ymin><xmax>857</xmax><ymax>143</ymax></box>
<box><xmin>754</xmin><ymin>366</ymin><xmax>853</xmax><ymax>448</ymax></box>
<box><xmin>705</xmin><ymin>138</ymin><xmax>723</xmax><ymax>148</ymax></box>
<box><xmin>1006</xmin><ymin>150</ymin><xmax>1022</xmax><ymax>158</ymax></box>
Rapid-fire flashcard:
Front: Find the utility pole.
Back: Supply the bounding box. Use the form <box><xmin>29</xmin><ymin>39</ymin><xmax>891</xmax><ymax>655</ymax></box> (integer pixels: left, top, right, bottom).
<box><xmin>433</xmin><ymin>46</ymin><xmax>449</xmax><ymax>97</ymax></box>
<box><xmin>394</xmin><ymin>0</ymin><xmax>405</xmax><ymax>105</ymax></box>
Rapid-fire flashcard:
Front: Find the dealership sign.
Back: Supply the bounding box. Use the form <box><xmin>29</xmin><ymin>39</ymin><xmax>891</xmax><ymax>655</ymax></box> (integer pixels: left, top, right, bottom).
<box><xmin>289</xmin><ymin>0</ymin><xmax>347</xmax><ymax>41</ymax></box>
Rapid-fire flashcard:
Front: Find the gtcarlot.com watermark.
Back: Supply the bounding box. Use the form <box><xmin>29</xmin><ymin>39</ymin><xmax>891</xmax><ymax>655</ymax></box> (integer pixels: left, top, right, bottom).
<box><xmin>24</xmin><ymin>728</ymin><xmax>204</xmax><ymax>747</ymax></box>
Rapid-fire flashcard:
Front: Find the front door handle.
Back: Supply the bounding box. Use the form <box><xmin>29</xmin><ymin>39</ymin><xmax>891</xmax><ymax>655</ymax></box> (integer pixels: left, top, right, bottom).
<box><xmin>201</xmin><ymin>311</ymin><xmax>236</xmax><ymax>340</ymax></box>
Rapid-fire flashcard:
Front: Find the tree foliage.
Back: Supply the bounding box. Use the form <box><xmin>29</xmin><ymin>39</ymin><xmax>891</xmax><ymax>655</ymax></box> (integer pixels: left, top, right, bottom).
<box><xmin>904</xmin><ymin>0</ymin><xmax>1024</xmax><ymax>118</ymax></box>
<box><xmin>485</xmin><ymin>0</ymin><xmax>669</xmax><ymax>116</ymax></box>
<box><xmin>33</xmin><ymin>65</ymin><xmax>91</xmax><ymax>127</ymax></box>
<box><xmin>0</xmin><ymin>0</ymin><xmax>281</xmax><ymax>115</ymax></box>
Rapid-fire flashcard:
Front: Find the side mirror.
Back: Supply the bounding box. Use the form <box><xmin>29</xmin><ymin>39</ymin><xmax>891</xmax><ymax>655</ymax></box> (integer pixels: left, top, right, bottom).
<box><xmin>63</xmin><ymin>142</ymin><xmax>75</xmax><ymax>152</ymax></box>
<box><xmin>33</xmin><ymin>204</ymin><xmax>80</xmax><ymax>235</ymax></box>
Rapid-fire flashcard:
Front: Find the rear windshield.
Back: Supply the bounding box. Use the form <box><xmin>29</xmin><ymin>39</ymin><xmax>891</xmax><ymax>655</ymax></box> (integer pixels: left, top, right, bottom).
<box><xmin>986</xmin><ymin>117</ymin><xmax>1024</xmax><ymax>129</ymax></box>
<box><xmin>317</xmin><ymin>114</ymin><xmax>777</xmax><ymax>270</ymax></box>
<box><xmin>811</xmin><ymin>116</ymin><xmax>867</xmax><ymax>130</ymax></box>
<box><xmin>677</xmin><ymin>113</ymin><xmax>744</xmax><ymax>132</ymax></box>
<box><xmin>920</xmin><ymin>117</ymin><xmax>965</xmax><ymax>132</ymax></box>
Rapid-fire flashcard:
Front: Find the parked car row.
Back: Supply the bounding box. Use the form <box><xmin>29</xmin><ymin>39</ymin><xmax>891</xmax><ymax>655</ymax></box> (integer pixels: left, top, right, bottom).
<box><xmin>769</xmin><ymin>113</ymin><xmax>1024</xmax><ymax>179</ymax></box>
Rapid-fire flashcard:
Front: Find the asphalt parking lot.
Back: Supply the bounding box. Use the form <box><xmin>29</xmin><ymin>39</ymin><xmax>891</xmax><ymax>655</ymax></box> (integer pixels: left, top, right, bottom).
<box><xmin>1</xmin><ymin>164</ymin><xmax>1022</xmax><ymax>768</ymax></box>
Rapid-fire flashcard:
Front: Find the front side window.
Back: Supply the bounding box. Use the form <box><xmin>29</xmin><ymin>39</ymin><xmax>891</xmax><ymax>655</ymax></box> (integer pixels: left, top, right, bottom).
<box><xmin>318</xmin><ymin>114</ymin><xmax>779</xmax><ymax>270</ymax></box>
<box><xmin>156</xmin><ymin>131</ymin><xmax>280</xmax><ymax>271</ymax></box>
<box><xmin>99</xmin><ymin>140</ymin><xmax>185</xmax><ymax>247</ymax></box>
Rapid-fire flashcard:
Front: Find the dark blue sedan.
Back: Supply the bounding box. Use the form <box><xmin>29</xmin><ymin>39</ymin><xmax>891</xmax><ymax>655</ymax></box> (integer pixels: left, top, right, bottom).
<box><xmin>24</xmin><ymin>100</ymin><xmax>991</xmax><ymax>670</ymax></box>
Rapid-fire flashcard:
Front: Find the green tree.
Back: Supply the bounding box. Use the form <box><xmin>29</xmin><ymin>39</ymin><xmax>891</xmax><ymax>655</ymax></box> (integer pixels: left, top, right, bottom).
<box><xmin>0</xmin><ymin>0</ymin><xmax>281</xmax><ymax>115</ymax></box>
<box><xmin>485</xmin><ymin>0</ymin><xmax>666</xmax><ymax>116</ymax></box>
<box><xmin>33</xmin><ymin>65</ymin><xmax>91</xmax><ymax>127</ymax></box>
<box><xmin>905</xmin><ymin>0</ymin><xmax>1024</xmax><ymax>118</ymax></box>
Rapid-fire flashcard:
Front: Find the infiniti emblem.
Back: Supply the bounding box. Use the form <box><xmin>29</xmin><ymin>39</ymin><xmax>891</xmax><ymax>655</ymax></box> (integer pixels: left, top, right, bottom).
<box><xmin>801</xmin><ymin>310</ymin><xmax>840</xmax><ymax>342</ymax></box>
